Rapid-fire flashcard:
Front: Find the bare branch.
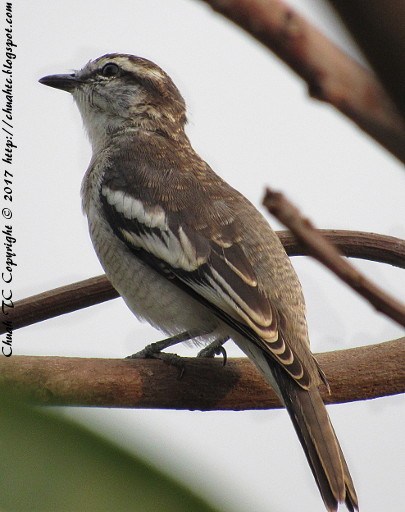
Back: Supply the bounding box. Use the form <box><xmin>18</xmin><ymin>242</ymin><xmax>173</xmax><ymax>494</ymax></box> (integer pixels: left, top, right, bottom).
<box><xmin>4</xmin><ymin>230</ymin><xmax>404</xmax><ymax>336</ymax></box>
<box><xmin>6</xmin><ymin>276</ymin><xmax>119</xmax><ymax>334</ymax></box>
<box><xmin>263</xmin><ymin>189</ymin><xmax>405</xmax><ymax>328</ymax></box>
<box><xmin>327</xmin><ymin>0</ymin><xmax>405</xmax><ymax>123</ymax></box>
<box><xmin>1</xmin><ymin>338</ymin><xmax>403</xmax><ymax>409</ymax></box>
<box><xmin>278</xmin><ymin>229</ymin><xmax>405</xmax><ymax>269</ymax></box>
<box><xmin>200</xmin><ymin>0</ymin><xmax>405</xmax><ymax>163</ymax></box>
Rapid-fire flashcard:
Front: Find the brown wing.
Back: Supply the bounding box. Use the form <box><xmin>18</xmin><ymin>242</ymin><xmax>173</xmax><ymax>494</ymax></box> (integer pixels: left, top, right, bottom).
<box><xmin>100</xmin><ymin>138</ymin><xmax>312</xmax><ymax>387</ymax></box>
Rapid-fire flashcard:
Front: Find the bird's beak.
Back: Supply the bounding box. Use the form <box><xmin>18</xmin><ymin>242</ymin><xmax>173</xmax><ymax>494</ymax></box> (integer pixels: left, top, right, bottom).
<box><xmin>39</xmin><ymin>73</ymin><xmax>80</xmax><ymax>93</ymax></box>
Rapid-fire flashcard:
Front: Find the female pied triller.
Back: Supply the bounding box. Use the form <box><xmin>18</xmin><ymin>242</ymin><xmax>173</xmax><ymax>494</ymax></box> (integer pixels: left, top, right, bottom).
<box><xmin>40</xmin><ymin>54</ymin><xmax>358</xmax><ymax>512</ymax></box>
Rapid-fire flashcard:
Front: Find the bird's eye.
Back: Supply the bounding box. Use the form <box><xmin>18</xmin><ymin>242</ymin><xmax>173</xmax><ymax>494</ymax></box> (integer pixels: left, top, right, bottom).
<box><xmin>101</xmin><ymin>63</ymin><xmax>120</xmax><ymax>78</ymax></box>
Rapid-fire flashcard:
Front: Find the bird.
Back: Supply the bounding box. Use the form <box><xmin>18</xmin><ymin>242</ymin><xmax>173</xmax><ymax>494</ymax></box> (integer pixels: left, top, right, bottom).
<box><xmin>39</xmin><ymin>53</ymin><xmax>358</xmax><ymax>511</ymax></box>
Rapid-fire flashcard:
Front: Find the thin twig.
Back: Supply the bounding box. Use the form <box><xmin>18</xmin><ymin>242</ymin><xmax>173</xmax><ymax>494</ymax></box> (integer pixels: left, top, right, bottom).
<box><xmin>200</xmin><ymin>0</ymin><xmax>405</xmax><ymax>163</ymax></box>
<box><xmin>0</xmin><ymin>338</ymin><xmax>403</xmax><ymax>409</ymax></box>
<box><xmin>263</xmin><ymin>188</ymin><xmax>405</xmax><ymax>328</ymax></box>
<box><xmin>3</xmin><ymin>230</ymin><xmax>404</xmax><ymax>335</ymax></box>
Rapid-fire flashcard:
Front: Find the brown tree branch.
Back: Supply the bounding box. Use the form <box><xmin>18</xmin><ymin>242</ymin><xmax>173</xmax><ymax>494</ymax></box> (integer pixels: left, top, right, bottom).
<box><xmin>0</xmin><ymin>338</ymin><xmax>403</xmax><ymax>409</ymax></box>
<box><xmin>4</xmin><ymin>230</ymin><xmax>404</xmax><ymax>335</ymax></box>
<box><xmin>200</xmin><ymin>0</ymin><xmax>405</xmax><ymax>163</ymax></box>
<box><xmin>6</xmin><ymin>276</ymin><xmax>119</xmax><ymax>334</ymax></box>
<box><xmin>327</xmin><ymin>0</ymin><xmax>405</xmax><ymax>123</ymax></box>
<box><xmin>278</xmin><ymin>229</ymin><xmax>405</xmax><ymax>268</ymax></box>
<box><xmin>263</xmin><ymin>189</ymin><xmax>405</xmax><ymax>328</ymax></box>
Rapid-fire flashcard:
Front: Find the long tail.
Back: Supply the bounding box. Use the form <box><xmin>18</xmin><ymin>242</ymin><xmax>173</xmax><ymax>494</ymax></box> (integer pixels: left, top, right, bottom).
<box><xmin>271</xmin><ymin>363</ymin><xmax>359</xmax><ymax>512</ymax></box>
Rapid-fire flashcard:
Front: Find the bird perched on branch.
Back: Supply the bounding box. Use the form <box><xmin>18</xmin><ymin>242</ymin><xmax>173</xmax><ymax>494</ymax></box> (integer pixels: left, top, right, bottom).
<box><xmin>40</xmin><ymin>53</ymin><xmax>358</xmax><ymax>511</ymax></box>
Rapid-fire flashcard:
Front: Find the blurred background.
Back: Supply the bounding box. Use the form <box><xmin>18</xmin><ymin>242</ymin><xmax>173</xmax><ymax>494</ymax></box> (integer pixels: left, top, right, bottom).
<box><xmin>12</xmin><ymin>1</ymin><xmax>405</xmax><ymax>510</ymax></box>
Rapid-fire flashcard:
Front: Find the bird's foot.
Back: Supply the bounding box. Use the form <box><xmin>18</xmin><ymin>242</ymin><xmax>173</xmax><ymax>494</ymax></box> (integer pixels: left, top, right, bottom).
<box><xmin>125</xmin><ymin>329</ymin><xmax>210</xmax><ymax>378</ymax></box>
<box><xmin>126</xmin><ymin>329</ymin><xmax>208</xmax><ymax>360</ymax></box>
<box><xmin>197</xmin><ymin>336</ymin><xmax>229</xmax><ymax>366</ymax></box>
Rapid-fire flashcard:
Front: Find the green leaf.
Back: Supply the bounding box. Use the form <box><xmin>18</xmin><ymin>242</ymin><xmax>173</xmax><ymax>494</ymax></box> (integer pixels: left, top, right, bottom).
<box><xmin>0</xmin><ymin>392</ymin><xmax>223</xmax><ymax>512</ymax></box>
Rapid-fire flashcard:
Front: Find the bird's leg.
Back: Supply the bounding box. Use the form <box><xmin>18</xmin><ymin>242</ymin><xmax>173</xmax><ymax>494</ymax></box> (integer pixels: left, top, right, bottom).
<box><xmin>197</xmin><ymin>336</ymin><xmax>230</xmax><ymax>366</ymax></box>
<box><xmin>126</xmin><ymin>328</ymin><xmax>211</xmax><ymax>378</ymax></box>
<box><xmin>126</xmin><ymin>328</ymin><xmax>209</xmax><ymax>359</ymax></box>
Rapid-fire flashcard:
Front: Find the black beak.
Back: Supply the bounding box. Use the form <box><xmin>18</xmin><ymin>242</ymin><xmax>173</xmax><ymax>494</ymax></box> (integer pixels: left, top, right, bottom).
<box><xmin>39</xmin><ymin>73</ymin><xmax>80</xmax><ymax>92</ymax></box>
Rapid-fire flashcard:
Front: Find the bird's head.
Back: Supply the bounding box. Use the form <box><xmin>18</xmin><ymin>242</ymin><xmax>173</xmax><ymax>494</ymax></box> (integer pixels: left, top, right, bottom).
<box><xmin>39</xmin><ymin>53</ymin><xmax>187</xmax><ymax>149</ymax></box>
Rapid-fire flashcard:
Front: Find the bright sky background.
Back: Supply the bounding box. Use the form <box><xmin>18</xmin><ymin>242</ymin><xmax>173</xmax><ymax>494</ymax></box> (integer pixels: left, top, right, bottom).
<box><xmin>11</xmin><ymin>1</ymin><xmax>405</xmax><ymax>511</ymax></box>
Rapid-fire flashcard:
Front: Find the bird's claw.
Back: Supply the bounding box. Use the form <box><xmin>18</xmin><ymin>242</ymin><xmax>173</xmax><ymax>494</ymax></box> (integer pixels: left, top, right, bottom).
<box><xmin>197</xmin><ymin>345</ymin><xmax>228</xmax><ymax>366</ymax></box>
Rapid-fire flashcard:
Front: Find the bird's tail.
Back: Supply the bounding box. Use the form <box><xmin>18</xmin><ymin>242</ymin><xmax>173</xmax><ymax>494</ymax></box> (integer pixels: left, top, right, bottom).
<box><xmin>271</xmin><ymin>363</ymin><xmax>359</xmax><ymax>512</ymax></box>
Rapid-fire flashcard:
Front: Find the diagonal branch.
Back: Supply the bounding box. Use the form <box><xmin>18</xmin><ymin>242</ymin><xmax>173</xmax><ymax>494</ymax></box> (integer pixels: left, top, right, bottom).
<box><xmin>4</xmin><ymin>230</ymin><xmax>405</xmax><ymax>335</ymax></box>
<box><xmin>327</xmin><ymin>0</ymin><xmax>405</xmax><ymax>123</ymax></box>
<box><xmin>1</xmin><ymin>338</ymin><xmax>403</xmax><ymax>409</ymax></box>
<box><xmin>7</xmin><ymin>276</ymin><xmax>119</xmax><ymax>334</ymax></box>
<box><xmin>263</xmin><ymin>189</ymin><xmax>405</xmax><ymax>328</ymax></box>
<box><xmin>200</xmin><ymin>0</ymin><xmax>405</xmax><ymax>163</ymax></box>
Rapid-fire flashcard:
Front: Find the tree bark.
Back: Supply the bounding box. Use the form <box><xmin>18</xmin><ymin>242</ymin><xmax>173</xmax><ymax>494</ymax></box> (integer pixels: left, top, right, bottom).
<box><xmin>328</xmin><ymin>0</ymin><xmax>405</xmax><ymax>123</ymax></box>
<box><xmin>1</xmin><ymin>338</ymin><xmax>403</xmax><ymax>410</ymax></box>
<box><xmin>200</xmin><ymin>0</ymin><xmax>405</xmax><ymax>163</ymax></box>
